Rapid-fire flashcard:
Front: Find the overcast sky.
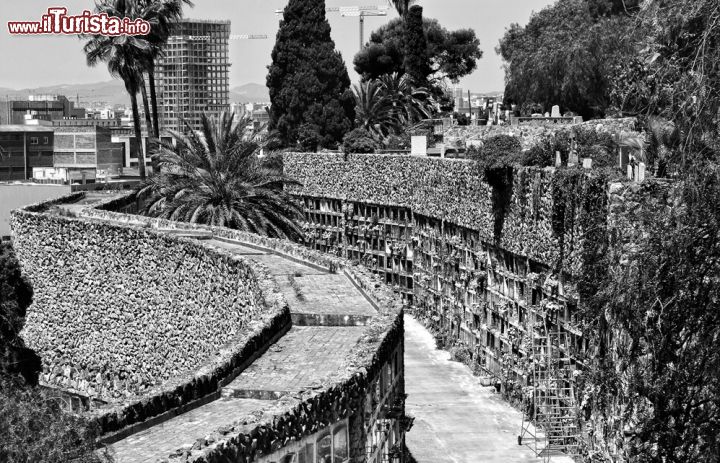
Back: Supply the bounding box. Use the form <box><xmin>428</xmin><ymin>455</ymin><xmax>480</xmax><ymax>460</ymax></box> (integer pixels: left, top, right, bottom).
<box><xmin>0</xmin><ymin>0</ymin><xmax>554</xmax><ymax>91</ymax></box>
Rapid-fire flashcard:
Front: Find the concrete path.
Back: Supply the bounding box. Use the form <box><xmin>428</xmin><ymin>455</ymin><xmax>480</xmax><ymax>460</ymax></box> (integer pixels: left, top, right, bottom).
<box><xmin>107</xmin><ymin>237</ymin><xmax>374</xmax><ymax>463</ymax></box>
<box><xmin>404</xmin><ymin>315</ymin><xmax>574</xmax><ymax>463</ymax></box>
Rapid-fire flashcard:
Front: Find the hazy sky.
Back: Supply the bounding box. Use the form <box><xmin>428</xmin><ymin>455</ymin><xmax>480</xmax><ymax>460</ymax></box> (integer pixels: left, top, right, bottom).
<box><xmin>0</xmin><ymin>0</ymin><xmax>554</xmax><ymax>91</ymax></box>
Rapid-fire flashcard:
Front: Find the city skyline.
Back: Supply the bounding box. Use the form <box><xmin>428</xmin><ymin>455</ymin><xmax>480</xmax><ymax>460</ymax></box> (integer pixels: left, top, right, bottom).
<box><xmin>0</xmin><ymin>0</ymin><xmax>554</xmax><ymax>94</ymax></box>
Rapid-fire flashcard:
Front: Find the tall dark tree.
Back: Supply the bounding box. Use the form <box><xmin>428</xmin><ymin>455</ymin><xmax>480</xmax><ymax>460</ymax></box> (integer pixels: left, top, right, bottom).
<box><xmin>0</xmin><ymin>242</ymin><xmax>39</xmax><ymax>386</ymax></box>
<box><xmin>390</xmin><ymin>0</ymin><xmax>416</xmax><ymax>17</ymax></box>
<box><xmin>403</xmin><ymin>5</ymin><xmax>431</xmax><ymax>86</ymax></box>
<box><xmin>267</xmin><ymin>0</ymin><xmax>355</xmax><ymax>150</ymax></box>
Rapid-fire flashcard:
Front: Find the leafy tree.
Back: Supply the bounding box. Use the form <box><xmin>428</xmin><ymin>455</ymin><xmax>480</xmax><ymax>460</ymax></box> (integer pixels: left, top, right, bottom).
<box><xmin>354</xmin><ymin>17</ymin><xmax>482</xmax><ymax>84</ymax></box>
<box><xmin>611</xmin><ymin>0</ymin><xmax>720</xmax><ymax>172</ymax></box>
<box><xmin>267</xmin><ymin>0</ymin><xmax>355</xmax><ymax>150</ymax></box>
<box><xmin>343</xmin><ymin>128</ymin><xmax>380</xmax><ymax>154</ymax></box>
<box><xmin>497</xmin><ymin>0</ymin><xmax>640</xmax><ymax>119</ymax></box>
<box><xmin>138</xmin><ymin>112</ymin><xmax>303</xmax><ymax>239</ymax></box>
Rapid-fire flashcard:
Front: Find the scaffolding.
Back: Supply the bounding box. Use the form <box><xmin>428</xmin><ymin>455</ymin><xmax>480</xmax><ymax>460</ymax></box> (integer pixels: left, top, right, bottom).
<box><xmin>519</xmin><ymin>317</ymin><xmax>581</xmax><ymax>462</ymax></box>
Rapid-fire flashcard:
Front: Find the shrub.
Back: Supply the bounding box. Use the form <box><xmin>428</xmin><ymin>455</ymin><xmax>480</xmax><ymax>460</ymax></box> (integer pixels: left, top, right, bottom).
<box><xmin>343</xmin><ymin>128</ymin><xmax>380</xmax><ymax>154</ymax></box>
<box><xmin>384</xmin><ymin>134</ymin><xmax>410</xmax><ymax>151</ymax></box>
<box><xmin>520</xmin><ymin>130</ymin><xmax>573</xmax><ymax>167</ymax></box>
<box><xmin>0</xmin><ymin>377</ymin><xmax>108</xmax><ymax>463</ymax></box>
<box><xmin>480</xmin><ymin>134</ymin><xmax>523</xmax><ymax>166</ymax></box>
<box><xmin>578</xmin><ymin>145</ymin><xmax>615</xmax><ymax>168</ymax></box>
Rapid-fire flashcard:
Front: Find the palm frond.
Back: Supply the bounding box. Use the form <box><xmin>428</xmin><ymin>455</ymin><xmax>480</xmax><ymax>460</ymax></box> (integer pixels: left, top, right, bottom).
<box><xmin>138</xmin><ymin>112</ymin><xmax>303</xmax><ymax>240</ymax></box>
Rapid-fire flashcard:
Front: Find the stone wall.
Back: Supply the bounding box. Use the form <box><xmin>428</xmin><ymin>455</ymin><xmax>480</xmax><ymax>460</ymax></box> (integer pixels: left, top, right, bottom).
<box><xmin>443</xmin><ymin>117</ymin><xmax>638</xmax><ymax>150</ymax></box>
<box><xmin>11</xmin><ymin>197</ymin><xmax>282</xmax><ymax>403</ymax></box>
<box><xmin>284</xmin><ymin>153</ymin><xmax>583</xmax><ymax>272</ymax></box>
<box><xmin>87</xmin><ymin>194</ymin><xmax>408</xmax><ymax>462</ymax></box>
<box><xmin>579</xmin><ymin>179</ymin><xmax>676</xmax><ymax>461</ymax></box>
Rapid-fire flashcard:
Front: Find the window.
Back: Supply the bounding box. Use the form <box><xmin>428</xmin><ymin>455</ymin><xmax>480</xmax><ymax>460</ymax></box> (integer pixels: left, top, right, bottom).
<box><xmin>43</xmin><ymin>137</ymin><xmax>49</xmax><ymax>144</ymax></box>
<box><xmin>333</xmin><ymin>425</ymin><xmax>349</xmax><ymax>462</ymax></box>
<box><xmin>298</xmin><ymin>443</ymin><xmax>314</xmax><ymax>463</ymax></box>
<box><xmin>30</xmin><ymin>137</ymin><xmax>39</xmax><ymax>145</ymax></box>
<box><xmin>316</xmin><ymin>432</ymin><xmax>332</xmax><ymax>463</ymax></box>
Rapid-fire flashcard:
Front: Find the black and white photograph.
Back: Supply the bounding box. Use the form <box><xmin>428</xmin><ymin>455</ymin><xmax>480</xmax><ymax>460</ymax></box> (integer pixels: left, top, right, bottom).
<box><xmin>0</xmin><ymin>1</ymin><xmax>718</xmax><ymax>462</ymax></box>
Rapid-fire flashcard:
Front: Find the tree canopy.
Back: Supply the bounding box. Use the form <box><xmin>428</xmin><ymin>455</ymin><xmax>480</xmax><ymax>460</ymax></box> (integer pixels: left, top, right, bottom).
<box><xmin>497</xmin><ymin>0</ymin><xmax>639</xmax><ymax>119</ymax></box>
<box><xmin>0</xmin><ymin>242</ymin><xmax>40</xmax><ymax>386</ymax></box>
<box><xmin>353</xmin><ymin>16</ymin><xmax>482</xmax><ymax>84</ymax></box>
<box><xmin>267</xmin><ymin>0</ymin><xmax>355</xmax><ymax>150</ymax></box>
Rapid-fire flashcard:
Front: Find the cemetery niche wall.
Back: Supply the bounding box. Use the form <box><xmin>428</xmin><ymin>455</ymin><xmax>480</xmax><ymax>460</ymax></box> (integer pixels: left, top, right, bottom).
<box><xmin>284</xmin><ymin>151</ymin><xmax>661</xmax><ymax>461</ymax></box>
<box><xmin>11</xmin><ymin>192</ymin><xmax>410</xmax><ymax>463</ymax></box>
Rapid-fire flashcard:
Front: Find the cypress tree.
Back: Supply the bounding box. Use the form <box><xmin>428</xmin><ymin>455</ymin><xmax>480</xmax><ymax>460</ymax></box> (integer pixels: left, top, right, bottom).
<box><xmin>267</xmin><ymin>0</ymin><xmax>355</xmax><ymax>150</ymax></box>
<box><xmin>403</xmin><ymin>5</ymin><xmax>431</xmax><ymax>86</ymax></box>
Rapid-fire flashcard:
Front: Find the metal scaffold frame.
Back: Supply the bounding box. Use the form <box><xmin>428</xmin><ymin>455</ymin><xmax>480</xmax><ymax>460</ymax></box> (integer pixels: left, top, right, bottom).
<box><xmin>519</xmin><ymin>317</ymin><xmax>581</xmax><ymax>462</ymax></box>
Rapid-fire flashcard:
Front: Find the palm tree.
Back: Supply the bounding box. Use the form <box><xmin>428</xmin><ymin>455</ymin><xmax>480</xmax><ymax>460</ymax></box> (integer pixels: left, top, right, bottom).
<box><xmin>94</xmin><ymin>0</ymin><xmax>157</xmax><ymax>143</ymax></box>
<box><xmin>390</xmin><ymin>0</ymin><xmax>416</xmax><ymax>17</ymax></box>
<box><xmin>353</xmin><ymin>80</ymin><xmax>398</xmax><ymax>138</ymax></box>
<box><xmin>137</xmin><ymin>112</ymin><xmax>304</xmax><ymax>239</ymax></box>
<box><xmin>84</xmin><ymin>7</ymin><xmax>151</xmax><ymax>179</ymax></box>
<box><xmin>647</xmin><ymin>116</ymin><xmax>680</xmax><ymax>176</ymax></box>
<box><xmin>378</xmin><ymin>73</ymin><xmax>434</xmax><ymax>125</ymax></box>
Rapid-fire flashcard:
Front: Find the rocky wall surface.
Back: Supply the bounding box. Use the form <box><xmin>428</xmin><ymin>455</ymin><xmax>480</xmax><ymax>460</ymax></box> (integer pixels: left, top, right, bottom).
<box><xmin>284</xmin><ymin>153</ymin><xmax>583</xmax><ymax>272</ymax></box>
<box><xmin>443</xmin><ymin>117</ymin><xmax>638</xmax><ymax>150</ymax></box>
<box><xmin>11</xmin><ymin>199</ymin><xmax>279</xmax><ymax>402</ymax></box>
<box><xmin>579</xmin><ymin>180</ymin><xmax>676</xmax><ymax>461</ymax></box>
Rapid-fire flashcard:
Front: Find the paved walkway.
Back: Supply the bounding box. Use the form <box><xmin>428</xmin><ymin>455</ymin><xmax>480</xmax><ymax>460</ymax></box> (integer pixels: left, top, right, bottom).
<box><xmin>107</xmin><ymin>237</ymin><xmax>373</xmax><ymax>463</ymax></box>
<box><xmin>404</xmin><ymin>315</ymin><xmax>574</xmax><ymax>463</ymax></box>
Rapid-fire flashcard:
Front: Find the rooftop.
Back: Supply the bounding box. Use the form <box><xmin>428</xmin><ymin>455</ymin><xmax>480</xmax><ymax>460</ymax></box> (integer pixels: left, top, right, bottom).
<box><xmin>0</xmin><ymin>125</ymin><xmax>55</xmax><ymax>132</ymax></box>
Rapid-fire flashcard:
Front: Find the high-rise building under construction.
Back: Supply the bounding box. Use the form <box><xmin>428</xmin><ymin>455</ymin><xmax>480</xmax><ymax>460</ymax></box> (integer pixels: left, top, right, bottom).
<box><xmin>156</xmin><ymin>19</ymin><xmax>231</xmax><ymax>132</ymax></box>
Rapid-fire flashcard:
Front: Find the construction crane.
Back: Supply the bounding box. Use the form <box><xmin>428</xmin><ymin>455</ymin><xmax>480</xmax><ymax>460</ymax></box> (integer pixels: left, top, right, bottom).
<box><xmin>274</xmin><ymin>5</ymin><xmax>389</xmax><ymax>50</ymax></box>
<box><xmin>231</xmin><ymin>34</ymin><xmax>269</xmax><ymax>40</ymax></box>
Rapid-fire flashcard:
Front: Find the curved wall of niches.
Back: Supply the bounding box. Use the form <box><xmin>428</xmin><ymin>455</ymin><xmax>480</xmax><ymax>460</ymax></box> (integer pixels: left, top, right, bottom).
<box><xmin>11</xmin><ymin>197</ymin><xmax>279</xmax><ymax>402</ymax></box>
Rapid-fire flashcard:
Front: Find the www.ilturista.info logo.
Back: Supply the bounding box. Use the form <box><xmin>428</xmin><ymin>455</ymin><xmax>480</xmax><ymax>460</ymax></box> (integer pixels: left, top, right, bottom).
<box><xmin>7</xmin><ymin>8</ymin><xmax>151</xmax><ymax>36</ymax></box>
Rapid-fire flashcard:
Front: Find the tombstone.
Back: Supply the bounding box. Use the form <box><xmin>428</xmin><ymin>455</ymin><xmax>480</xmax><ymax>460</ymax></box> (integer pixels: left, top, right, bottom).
<box><xmin>638</xmin><ymin>162</ymin><xmax>646</xmax><ymax>182</ymax></box>
<box><xmin>411</xmin><ymin>136</ymin><xmax>427</xmax><ymax>156</ymax></box>
<box><xmin>618</xmin><ymin>147</ymin><xmax>630</xmax><ymax>170</ymax></box>
<box><xmin>627</xmin><ymin>164</ymin><xmax>634</xmax><ymax>180</ymax></box>
<box><xmin>555</xmin><ymin>151</ymin><xmax>562</xmax><ymax>167</ymax></box>
<box><xmin>551</xmin><ymin>105</ymin><xmax>561</xmax><ymax>118</ymax></box>
<box><xmin>582</xmin><ymin>158</ymin><xmax>593</xmax><ymax>169</ymax></box>
<box><xmin>544</xmin><ymin>112</ymin><xmax>550</xmax><ymax>118</ymax></box>
<box><xmin>467</xmin><ymin>139</ymin><xmax>482</xmax><ymax>149</ymax></box>
<box><xmin>568</xmin><ymin>150</ymin><xmax>579</xmax><ymax>167</ymax></box>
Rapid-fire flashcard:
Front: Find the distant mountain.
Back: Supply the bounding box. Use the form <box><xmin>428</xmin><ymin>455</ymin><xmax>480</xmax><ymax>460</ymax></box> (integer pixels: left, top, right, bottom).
<box><xmin>0</xmin><ymin>80</ymin><xmax>129</xmax><ymax>107</ymax></box>
<box><xmin>0</xmin><ymin>81</ymin><xmax>270</xmax><ymax>107</ymax></box>
<box><xmin>231</xmin><ymin>83</ymin><xmax>269</xmax><ymax>104</ymax></box>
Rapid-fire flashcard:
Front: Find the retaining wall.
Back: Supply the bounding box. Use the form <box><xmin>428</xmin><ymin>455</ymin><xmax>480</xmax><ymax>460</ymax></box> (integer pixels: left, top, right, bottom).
<box><xmin>284</xmin><ymin>153</ymin><xmax>584</xmax><ymax>273</ymax></box>
<box><xmin>11</xmin><ymin>196</ymin><xmax>284</xmax><ymax>403</ymax></box>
